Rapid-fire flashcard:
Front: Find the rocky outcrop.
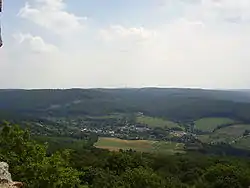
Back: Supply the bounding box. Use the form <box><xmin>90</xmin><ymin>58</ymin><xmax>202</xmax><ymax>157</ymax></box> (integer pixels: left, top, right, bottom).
<box><xmin>0</xmin><ymin>162</ymin><xmax>23</xmax><ymax>188</ymax></box>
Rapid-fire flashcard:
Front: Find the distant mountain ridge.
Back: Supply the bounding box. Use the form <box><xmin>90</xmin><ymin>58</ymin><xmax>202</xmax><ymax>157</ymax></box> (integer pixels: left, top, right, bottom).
<box><xmin>1</xmin><ymin>88</ymin><xmax>250</xmax><ymax>122</ymax></box>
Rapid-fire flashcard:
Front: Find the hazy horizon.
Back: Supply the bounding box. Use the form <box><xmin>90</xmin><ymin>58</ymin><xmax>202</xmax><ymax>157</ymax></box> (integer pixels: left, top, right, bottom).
<box><xmin>0</xmin><ymin>86</ymin><xmax>249</xmax><ymax>91</ymax></box>
<box><xmin>1</xmin><ymin>0</ymin><xmax>250</xmax><ymax>89</ymax></box>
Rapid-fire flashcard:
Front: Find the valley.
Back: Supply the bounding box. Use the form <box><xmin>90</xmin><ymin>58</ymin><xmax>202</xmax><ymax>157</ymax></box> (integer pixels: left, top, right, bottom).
<box><xmin>1</xmin><ymin>88</ymin><xmax>250</xmax><ymax>154</ymax></box>
<box><xmin>2</xmin><ymin>88</ymin><xmax>250</xmax><ymax>187</ymax></box>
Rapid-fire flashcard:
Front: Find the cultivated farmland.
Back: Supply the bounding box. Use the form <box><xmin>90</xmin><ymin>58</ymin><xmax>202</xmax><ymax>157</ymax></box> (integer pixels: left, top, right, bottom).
<box><xmin>94</xmin><ymin>137</ymin><xmax>184</xmax><ymax>154</ymax></box>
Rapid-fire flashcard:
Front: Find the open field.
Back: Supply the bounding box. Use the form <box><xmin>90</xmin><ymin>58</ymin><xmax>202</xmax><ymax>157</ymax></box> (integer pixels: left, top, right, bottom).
<box><xmin>94</xmin><ymin>137</ymin><xmax>185</xmax><ymax>154</ymax></box>
<box><xmin>136</xmin><ymin>116</ymin><xmax>182</xmax><ymax>129</ymax></box>
<box><xmin>194</xmin><ymin>117</ymin><xmax>235</xmax><ymax>132</ymax></box>
<box><xmin>232</xmin><ymin>135</ymin><xmax>250</xmax><ymax>150</ymax></box>
<box><xmin>215</xmin><ymin>124</ymin><xmax>250</xmax><ymax>137</ymax></box>
<box><xmin>152</xmin><ymin>141</ymin><xmax>185</xmax><ymax>154</ymax></box>
<box><xmin>197</xmin><ymin>124</ymin><xmax>250</xmax><ymax>143</ymax></box>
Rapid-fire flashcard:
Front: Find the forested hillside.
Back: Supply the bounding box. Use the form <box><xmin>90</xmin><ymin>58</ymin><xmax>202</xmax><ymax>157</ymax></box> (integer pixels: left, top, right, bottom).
<box><xmin>1</xmin><ymin>88</ymin><xmax>250</xmax><ymax>122</ymax></box>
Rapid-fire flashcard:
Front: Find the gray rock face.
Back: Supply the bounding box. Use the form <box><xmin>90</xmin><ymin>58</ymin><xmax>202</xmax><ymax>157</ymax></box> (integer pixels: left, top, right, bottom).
<box><xmin>0</xmin><ymin>162</ymin><xmax>12</xmax><ymax>183</ymax></box>
<box><xmin>0</xmin><ymin>162</ymin><xmax>22</xmax><ymax>188</ymax></box>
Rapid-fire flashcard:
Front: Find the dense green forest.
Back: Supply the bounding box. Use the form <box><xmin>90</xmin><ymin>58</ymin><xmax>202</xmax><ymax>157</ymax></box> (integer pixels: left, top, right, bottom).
<box><xmin>2</xmin><ymin>122</ymin><xmax>250</xmax><ymax>188</ymax></box>
<box><xmin>1</xmin><ymin>88</ymin><xmax>250</xmax><ymax>122</ymax></box>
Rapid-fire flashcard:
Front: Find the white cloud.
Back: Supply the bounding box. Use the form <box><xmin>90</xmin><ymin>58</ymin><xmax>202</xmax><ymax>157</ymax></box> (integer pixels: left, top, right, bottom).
<box><xmin>99</xmin><ymin>25</ymin><xmax>157</xmax><ymax>55</ymax></box>
<box><xmin>160</xmin><ymin>0</ymin><xmax>250</xmax><ymax>24</ymax></box>
<box><xmin>95</xmin><ymin>16</ymin><xmax>250</xmax><ymax>88</ymax></box>
<box><xmin>13</xmin><ymin>33</ymin><xmax>58</xmax><ymax>53</ymax></box>
<box><xmin>18</xmin><ymin>0</ymin><xmax>87</xmax><ymax>36</ymax></box>
<box><xmin>100</xmin><ymin>25</ymin><xmax>156</xmax><ymax>42</ymax></box>
<box><xmin>2</xmin><ymin>0</ymin><xmax>250</xmax><ymax>89</ymax></box>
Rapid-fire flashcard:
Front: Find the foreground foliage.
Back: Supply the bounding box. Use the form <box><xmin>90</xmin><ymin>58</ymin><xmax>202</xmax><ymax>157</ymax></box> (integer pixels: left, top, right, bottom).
<box><xmin>0</xmin><ymin>123</ymin><xmax>81</xmax><ymax>187</ymax></box>
<box><xmin>1</xmin><ymin>123</ymin><xmax>250</xmax><ymax>187</ymax></box>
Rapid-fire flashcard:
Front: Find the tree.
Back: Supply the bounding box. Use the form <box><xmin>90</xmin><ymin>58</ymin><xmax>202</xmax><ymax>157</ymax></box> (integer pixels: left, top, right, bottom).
<box><xmin>200</xmin><ymin>164</ymin><xmax>250</xmax><ymax>188</ymax></box>
<box><xmin>104</xmin><ymin>152</ymin><xmax>147</xmax><ymax>175</ymax></box>
<box><xmin>120</xmin><ymin>167</ymin><xmax>166</xmax><ymax>188</ymax></box>
<box><xmin>88</xmin><ymin>168</ymin><xmax>122</xmax><ymax>188</ymax></box>
<box><xmin>0</xmin><ymin>123</ymin><xmax>82</xmax><ymax>188</ymax></box>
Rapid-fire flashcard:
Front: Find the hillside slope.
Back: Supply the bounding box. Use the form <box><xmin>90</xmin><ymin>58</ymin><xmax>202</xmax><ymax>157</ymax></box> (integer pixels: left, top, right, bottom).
<box><xmin>0</xmin><ymin>88</ymin><xmax>250</xmax><ymax>122</ymax></box>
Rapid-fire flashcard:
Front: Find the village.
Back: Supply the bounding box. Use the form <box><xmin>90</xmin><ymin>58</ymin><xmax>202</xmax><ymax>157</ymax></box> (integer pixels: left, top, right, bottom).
<box><xmin>37</xmin><ymin>115</ymin><xmax>198</xmax><ymax>143</ymax></box>
<box><xmin>79</xmin><ymin>122</ymin><xmax>196</xmax><ymax>143</ymax></box>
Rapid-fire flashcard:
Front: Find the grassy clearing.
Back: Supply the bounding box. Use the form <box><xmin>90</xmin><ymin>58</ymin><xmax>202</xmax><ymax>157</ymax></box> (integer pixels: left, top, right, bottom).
<box><xmin>215</xmin><ymin>124</ymin><xmax>250</xmax><ymax>137</ymax></box>
<box><xmin>197</xmin><ymin>124</ymin><xmax>250</xmax><ymax>143</ymax></box>
<box><xmin>136</xmin><ymin>116</ymin><xmax>182</xmax><ymax>129</ymax></box>
<box><xmin>232</xmin><ymin>136</ymin><xmax>250</xmax><ymax>150</ymax></box>
<box><xmin>194</xmin><ymin>117</ymin><xmax>235</xmax><ymax>132</ymax></box>
<box><xmin>95</xmin><ymin>137</ymin><xmax>154</xmax><ymax>152</ymax></box>
<box><xmin>94</xmin><ymin>137</ymin><xmax>184</xmax><ymax>154</ymax></box>
<box><xmin>152</xmin><ymin>141</ymin><xmax>185</xmax><ymax>154</ymax></box>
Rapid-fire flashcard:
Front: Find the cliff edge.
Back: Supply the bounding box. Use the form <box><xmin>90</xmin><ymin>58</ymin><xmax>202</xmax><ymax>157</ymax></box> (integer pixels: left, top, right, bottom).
<box><xmin>0</xmin><ymin>162</ymin><xmax>23</xmax><ymax>188</ymax></box>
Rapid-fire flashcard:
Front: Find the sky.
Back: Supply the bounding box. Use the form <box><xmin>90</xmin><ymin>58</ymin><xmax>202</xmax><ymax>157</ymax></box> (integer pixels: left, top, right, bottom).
<box><xmin>0</xmin><ymin>0</ymin><xmax>250</xmax><ymax>89</ymax></box>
